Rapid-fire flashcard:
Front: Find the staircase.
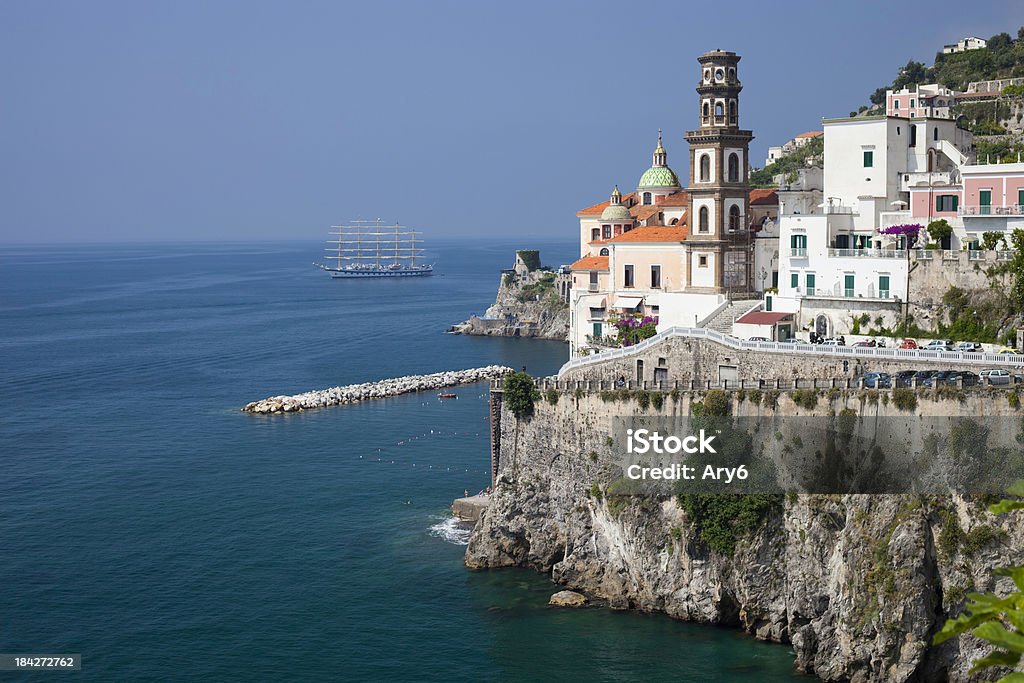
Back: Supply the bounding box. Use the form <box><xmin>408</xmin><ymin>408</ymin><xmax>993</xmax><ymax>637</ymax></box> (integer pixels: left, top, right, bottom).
<box><xmin>702</xmin><ymin>299</ymin><xmax>762</xmax><ymax>336</ymax></box>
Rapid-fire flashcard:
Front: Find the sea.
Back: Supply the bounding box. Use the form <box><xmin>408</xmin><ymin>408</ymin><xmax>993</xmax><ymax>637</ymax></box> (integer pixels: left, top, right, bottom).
<box><xmin>0</xmin><ymin>240</ymin><xmax>807</xmax><ymax>681</ymax></box>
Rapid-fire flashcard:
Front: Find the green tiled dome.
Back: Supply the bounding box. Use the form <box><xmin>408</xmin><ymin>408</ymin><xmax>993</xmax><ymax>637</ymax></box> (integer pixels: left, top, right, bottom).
<box><xmin>638</xmin><ymin>165</ymin><xmax>680</xmax><ymax>189</ymax></box>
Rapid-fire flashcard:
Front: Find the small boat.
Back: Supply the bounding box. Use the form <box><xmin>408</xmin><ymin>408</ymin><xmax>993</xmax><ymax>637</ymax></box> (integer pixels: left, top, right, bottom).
<box><xmin>437</xmin><ymin>393</ymin><xmax>458</xmax><ymax>399</ymax></box>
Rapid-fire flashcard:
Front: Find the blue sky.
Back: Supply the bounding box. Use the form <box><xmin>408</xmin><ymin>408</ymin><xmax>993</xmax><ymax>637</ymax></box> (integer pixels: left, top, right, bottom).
<box><xmin>0</xmin><ymin>0</ymin><xmax>1018</xmax><ymax>242</ymax></box>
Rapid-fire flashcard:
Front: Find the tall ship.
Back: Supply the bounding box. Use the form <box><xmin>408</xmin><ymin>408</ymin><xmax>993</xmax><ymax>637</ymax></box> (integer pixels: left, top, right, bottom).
<box><xmin>315</xmin><ymin>219</ymin><xmax>433</xmax><ymax>279</ymax></box>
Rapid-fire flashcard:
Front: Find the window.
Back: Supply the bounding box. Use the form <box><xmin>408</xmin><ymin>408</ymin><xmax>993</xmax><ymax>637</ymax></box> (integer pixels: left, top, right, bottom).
<box><xmin>698</xmin><ymin>255</ymin><xmax>708</xmax><ymax>267</ymax></box>
<box><xmin>728</xmin><ymin>205</ymin><xmax>741</xmax><ymax>231</ymax></box>
<box><xmin>933</xmin><ymin>127</ymin><xmax>939</xmax><ymax>141</ymax></box>
<box><xmin>599</xmin><ymin>248</ymin><xmax>608</xmax><ymax>256</ymax></box>
<box><xmin>896</xmin><ymin>127</ymin><xmax>900</xmax><ymax>136</ymax></box>
<box><xmin>844</xmin><ymin>274</ymin><xmax>855</xmax><ymax>298</ymax></box>
<box><xmin>651</xmin><ymin>265</ymin><xmax>661</xmax><ymax>288</ymax></box>
<box><xmin>699</xmin><ymin>154</ymin><xmax>710</xmax><ymax>181</ymax></box>
<box><xmin>728</xmin><ymin>153</ymin><xmax>739</xmax><ymax>182</ymax></box>
<box><xmin>936</xmin><ymin>194</ymin><xmax>959</xmax><ymax>212</ymax></box>
<box><xmin>602</xmin><ymin>225</ymin><xmax>611</xmax><ymax>239</ymax></box>
<box><xmin>623</xmin><ymin>264</ymin><xmax>634</xmax><ymax>288</ymax></box>
<box><xmin>698</xmin><ymin>206</ymin><xmax>709</xmax><ymax>232</ymax></box>
<box><xmin>790</xmin><ymin>234</ymin><xmax>807</xmax><ymax>250</ymax></box>
<box><xmin>1017</xmin><ymin>188</ymin><xmax>1024</xmax><ymax>208</ymax></box>
<box><xmin>702</xmin><ymin>101</ymin><xmax>709</xmax><ymax>118</ymax></box>
<box><xmin>715</xmin><ymin>102</ymin><xmax>724</xmax><ymax>117</ymax></box>
<box><xmin>909</xmin><ymin>125</ymin><xmax>916</xmax><ymax>147</ymax></box>
<box><xmin>910</xmin><ymin>113</ymin><xmax>915</xmax><ymax>118</ymax></box>
<box><xmin>894</xmin><ymin>99</ymin><xmax>900</xmax><ymax>109</ymax></box>
<box><xmin>670</xmin><ymin>218</ymin><xmax>678</xmax><ymax>225</ymax></box>
<box><xmin>910</xmin><ymin>99</ymin><xmax>915</xmax><ymax>108</ymax></box>
<box><xmin>879</xmin><ymin>275</ymin><xmax>890</xmax><ymax>298</ymax></box>
<box><xmin>642</xmin><ymin>192</ymin><xmax>652</xmax><ymax>205</ymax></box>
<box><xmin>863</xmin><ymin>150</ymin><xmax>873</xmax><ymax>167</ymax></box>
<box><xmin>593</xmin><ymin>322</ymin><xmax>602</xmax><ymax>337</ymax></box>
<box><xmin>790</xmin><ymin>273</ymin><xmax>798</xmax><ymax>288</ymax></box>
<box><xmin>805</xmin><ymin>273</ymin><xmax>816</xmax><ymax>296</ymax></box>
<box><xmin>591</xmin><ymin>228</ymin><xmax>600</xmax><ymax>241</ymax></box>
<box><xmin>980</xmin><ymin>189</ymin><xmax>992</xmax><ymax>215</ymax></box>
<box><xmin>589</xmin><ymin>271</ymin><xmax>598</xmax><ymax>287</ymax></box>
<box><xmin>729</xmin><ymin>100</ymin><xmax>737</xmax><ymax>123</ymax></box>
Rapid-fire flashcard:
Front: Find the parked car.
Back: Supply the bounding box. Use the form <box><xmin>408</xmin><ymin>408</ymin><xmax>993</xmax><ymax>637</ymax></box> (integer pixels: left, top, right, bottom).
<box><xmin>748</xmin><ymin>336</ymin><xmax>769</xmax><ymax>342</ymax></box>
<box><xmin>899</xmin><ymin>339</ymin><xmax>919</xmax><ymax>349</ymax></box>
<box><xmin>956</xmin><ymin>341</ymin><xmax>983</xmax><ymax>353</ymax></box>
<box><xmin>852</xmin><ymin>340</ymin><xmax>876</xmax><ymax>347</ymax></box>
<box><xmin>997</xmin><ymin>346</ymin><xmax>1020</xmax><ymax>355</ymax></box>
<box><xmin>944</xmin><ymin>370</ymin><xmax>979</xmax><ymax>386</ymax></box>
<box><xmin>783</xmin><ymin>338</ymin><xmax>808</xmax><ymax>345</ymax></box>
<box><xmin>980</xmin><ymin>368</ymin><xmax>1012</xmax><ymax>385</ymax></box>
<box><xmin>912</xmin><ymin>369</ymin><xmax>937</xmax><ymax>385</ymax></box>
<box><xmin>894</xmin><ymin>370</ymin><xmax>918</xmax><ymax>387</ymax></box>
<box><xmin>861</xmin><ymin>372</ymin><xmax>891</xmax><ymax>388</ymax></box>
<box><xmin>922</xmin><ymin>370</ymin><xmax>952</xmax><ymax>387</ymax></box>
<box><xmin>923</xmin><ymin>339</ymin><xmax>954</xmax><ymax>351</ymax></box>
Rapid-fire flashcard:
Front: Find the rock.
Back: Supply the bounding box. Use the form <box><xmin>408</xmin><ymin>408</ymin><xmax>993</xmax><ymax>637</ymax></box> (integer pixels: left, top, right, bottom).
<box><xmin>548</xmin><ymin>590</ymin><xmax>588</xmax><ymax>608</ymax></box>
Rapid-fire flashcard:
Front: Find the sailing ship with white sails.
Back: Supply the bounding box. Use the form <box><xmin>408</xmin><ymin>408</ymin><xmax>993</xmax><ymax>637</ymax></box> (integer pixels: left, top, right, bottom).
<box><xmin>314</xmin><ymin>219</ymin><xmax>433</xmax><ymax>278</ymax></box>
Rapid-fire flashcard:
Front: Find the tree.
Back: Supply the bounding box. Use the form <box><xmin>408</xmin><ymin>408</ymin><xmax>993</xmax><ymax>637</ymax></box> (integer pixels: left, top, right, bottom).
<box><xmin>503</xmin><ymin>371</ymin><xmax>540</xmax><ymax>418</ymax></box>
<box><xmin>927</xmin><ymin>219</ymin><xmax>953</xmax><ymax>246</ymax></box>
<box><xmin>983</xmin><ymin>231</ymin><xmax>1004</xmax><ymax>250</ymax></box>
<box><xmin>1009</xmin><ymin>229</ymin><xmax>1024</xmax><ymax>309</ymax></box>
<box><xmin>933</xmin><ymin>481</ymin><xmax>1024</xmax><ymax>681</ymax></box>
<box><xmin>893</xmin><ymin>60</ymin><xmax>932</xmax><ymax>90</ymax></box>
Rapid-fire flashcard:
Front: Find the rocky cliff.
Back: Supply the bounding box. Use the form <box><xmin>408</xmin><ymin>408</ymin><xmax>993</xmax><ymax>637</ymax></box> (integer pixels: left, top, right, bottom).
<box><xmin>450</xmin><ymin>252</ymin><xmax>569</xmax><ymax>341</ymax></box>
<box><xmin>465</xmin><ymin>389</ymin><xmax>1024</xmax><ymax>681</ymax></box>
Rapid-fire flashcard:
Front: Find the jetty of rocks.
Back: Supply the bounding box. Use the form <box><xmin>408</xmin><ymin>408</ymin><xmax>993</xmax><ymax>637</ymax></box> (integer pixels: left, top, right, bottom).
<box><xmin>242</xmin><ymin>365</ymin><xmax>514</xmax><ymax>414</ymax></box>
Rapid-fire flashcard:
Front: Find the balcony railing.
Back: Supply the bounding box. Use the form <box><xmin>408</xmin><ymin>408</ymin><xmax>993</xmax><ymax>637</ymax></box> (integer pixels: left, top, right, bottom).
<box><xmin>960</xmin><ymin>205</ymin><xmax>1024</xmax><ymax>216</ymax></box>
<box><xmin>879</xmin><ymin>289</ymin><xmax>890</xmax><ymax>299</ymax></box>
<box><xmin>824</xmin><ymin>205</ymin><xmax>855</xmax><ymax>215</ymax></box>
<box><xmin>968</xmin><ymin>250</ymin><xmax>985</xmax><ymax>261</ymax></box>
<box><xmin>828</xmin><ymin>248</ymin><xmax>906</xmax><ymax>258</ymax></box>
<box><xmin>843</xmin><ymin>288</ymin><xmax>855</xmax><ymax>298</ymax></box>
<box><xmin>790</xmin><ymin>248</ymin><xmax>807</xmax><ymax>257</ymax></box>
<box><xmin>588</xmin><ymin>283</ymin><xmax>599</xmax><ymax>292</ymax></box>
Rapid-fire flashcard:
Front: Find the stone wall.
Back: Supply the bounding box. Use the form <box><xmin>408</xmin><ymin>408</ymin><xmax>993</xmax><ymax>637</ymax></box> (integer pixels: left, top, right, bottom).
<box><xmin>466</xmin><ymin>386</ymin><xmax>1024</xmax><ymax>681</ymax></box>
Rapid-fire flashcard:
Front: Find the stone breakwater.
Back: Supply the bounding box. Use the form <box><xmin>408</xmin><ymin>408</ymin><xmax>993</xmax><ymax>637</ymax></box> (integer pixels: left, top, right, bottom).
<box><xmin>241</xmin><ymin>366</ymin><xmax>513</xmax><ymax>414</ymax></box>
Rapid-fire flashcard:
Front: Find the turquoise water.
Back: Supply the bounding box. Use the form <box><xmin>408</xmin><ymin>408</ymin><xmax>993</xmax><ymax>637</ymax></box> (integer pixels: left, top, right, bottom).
<box><xmin>0</xmin><ymin>241</ymin><xmax>806</xmax><ymax>681</ymax></box>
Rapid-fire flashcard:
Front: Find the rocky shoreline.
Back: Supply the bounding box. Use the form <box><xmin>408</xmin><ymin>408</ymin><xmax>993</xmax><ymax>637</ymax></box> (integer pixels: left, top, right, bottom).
<box><xmin>241</xmin><ymin>366</ymin><xmax>513</xmax><ymax>414</ymax></box>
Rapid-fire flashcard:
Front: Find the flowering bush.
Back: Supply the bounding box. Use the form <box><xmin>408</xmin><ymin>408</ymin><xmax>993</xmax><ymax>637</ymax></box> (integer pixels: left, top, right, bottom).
<box><xmin>877</xmin><ymin>223</ymin><xmax>923</xmax><ymax>248</ymax></box>
<box><xmin>614</xmin><ymin>315</ymin><xmax>658</xmax><ymax>346</ymax></box>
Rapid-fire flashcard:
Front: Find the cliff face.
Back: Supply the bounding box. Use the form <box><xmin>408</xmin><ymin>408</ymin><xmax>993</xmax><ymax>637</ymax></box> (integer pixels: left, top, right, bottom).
<box><xmin>450</xmin><ymin>256</ymin><xmax>569</xmax><ymax>341</ymax></box>
<box><xmin>465</xmin><ymin>391</ymin><xmax>1024</xmax><ymax>681</ymax></box>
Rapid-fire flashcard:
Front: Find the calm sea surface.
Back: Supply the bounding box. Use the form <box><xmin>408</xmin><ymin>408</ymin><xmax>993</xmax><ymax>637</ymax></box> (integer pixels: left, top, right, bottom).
<box><xmin>0</xmin><ymin>240</ymin><xmax>806</xmax><ymax>681</ymax></box>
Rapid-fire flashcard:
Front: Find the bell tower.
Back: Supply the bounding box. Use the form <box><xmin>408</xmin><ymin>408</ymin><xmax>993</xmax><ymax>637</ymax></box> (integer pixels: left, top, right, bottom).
<box><xmin>684</xmin><ymin>49</ymin><xmax>754</xmax><ymax>293</ymax></box>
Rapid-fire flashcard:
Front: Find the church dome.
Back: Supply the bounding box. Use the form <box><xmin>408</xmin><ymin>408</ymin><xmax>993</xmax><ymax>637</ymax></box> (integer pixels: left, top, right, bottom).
<box><xmin>638</xmin><ymin>165</ymin><xmax>680</xmax><ymax>189</ymax></box>
<box><xmin>600</xmin><ymin>203</ymin><xmax>632</xmax><ymax>221</ymax></box>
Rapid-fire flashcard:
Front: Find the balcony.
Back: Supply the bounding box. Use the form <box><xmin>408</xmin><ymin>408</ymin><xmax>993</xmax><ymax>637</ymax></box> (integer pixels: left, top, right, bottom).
<box><xmin>828</xmin><ymin>248</ymin><xmax>907</xmax><ymax>259</ymax></box>
<box><xmin>900</xmin><ymin>171</ymin><xmax>955</xmax><ymax>191</ymax></box>
<box><xmin>588</xmin><ymin>283</ymin><xmax>599</xmax><ymax>292</ymax></box>
<box><xmin>790</xmin><ymin>248</ymin><xmax>807</xmax><ymax>257</ymax></box>
<box><xmin>959</xmin><ymin>205</ymin><xmax>1024</xmax><ymax>217</ymax></box>
<box><xmin>824</xmin><ymin>204</ymin><xmax>855</xmax><ymax>215</ymax></box>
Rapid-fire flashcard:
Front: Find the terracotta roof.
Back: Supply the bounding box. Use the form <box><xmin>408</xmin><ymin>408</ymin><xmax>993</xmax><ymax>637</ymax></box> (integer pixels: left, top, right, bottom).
<box><xmin>749</xmin><ymin>189</ymin><xmax>778</xmax><ymax>205</ymax></box>
<box><xmin>577</xmin><ymin>192</ymin><xmax>637</xmax><ymax>215</ymax></box>
<box><xmin>735</xmin><ymin>311</ymin><xmax>793</xmax><ymax>325</ymax></box>
<box><xmin>607</xmin><ymin>225</ymin><xmax>688</xmax><ymax>243</ymax></box>
<box><xmin>632</xmin><ymin>205</ymin><xmax>661</xmax><ymax>221</ymax></box>
<box><xmin>570</xmin><ymin>256</ymin><xmax>609</xmax><ymax>270</ymax></box>
<box><xmin>658</xmin><ymin>191</ymin><xmax>689</xmax><ymax>207</ymax></box>
<box><xmin>795</xmin><ymin>131</ymin><xmax>823</xmax><ymax>138</ymax></box>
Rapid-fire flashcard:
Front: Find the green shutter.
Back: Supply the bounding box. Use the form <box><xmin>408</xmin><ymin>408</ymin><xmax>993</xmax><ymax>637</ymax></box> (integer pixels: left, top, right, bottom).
<box><xmin>952</xmin><ymin>195</ymin><xmax>959</xmax><ymax>211</ymax></box>
<box><xmin>879</xmin><ymin>275</ymin><xmax>890</xmax><ymax>297</ymax></box>
<box><xmin>1018</xmin><ymin>189</ymin><xmax>1023</xmax><ymax>208</ymax></box>
<box><xmin>791</xmin><ymin>273</ymin><xmax>798</xmax><ymax>288</ymax></box>
<box><xmin>593</xmin><ymin>322</ymin><xmax>602</xmax><ymax>337</ymax></box>
<box><xmin>863</xmin><ymin>151</ymin><xmax>873</xmax><ymax>167</ymax></box>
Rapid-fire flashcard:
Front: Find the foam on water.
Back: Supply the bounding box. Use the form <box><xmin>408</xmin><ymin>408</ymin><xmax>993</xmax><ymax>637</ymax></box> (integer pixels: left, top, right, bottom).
<box><xmin>428</xmin><ymin>516</ymin><xmax>472</xmax><ymax>545</ymax></box>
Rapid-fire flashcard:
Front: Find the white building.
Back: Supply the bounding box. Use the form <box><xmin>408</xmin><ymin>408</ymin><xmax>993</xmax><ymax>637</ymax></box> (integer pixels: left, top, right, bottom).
<box><xmin>764</xmin><ymin>131</ymin><xmax>822</xmax><ymax>167</ymax></box>
<box><xmin>772</xmin><ymin>115</ymin><xmax>974</xmax><ymax>337</ymax></box>
<box><xmin>942</xmin><ymin>36</ymin><xmax>987</xmax><ymax>54</ymax></box>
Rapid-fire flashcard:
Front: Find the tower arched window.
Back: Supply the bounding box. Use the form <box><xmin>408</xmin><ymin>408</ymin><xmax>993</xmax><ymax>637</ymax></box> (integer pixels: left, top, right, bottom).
<box><xmin>699</xmin><ymin>154</ymin><xmax>710</xmax><ymax>182</ymax></box>
<box><xmin>729</xmin><ymin>205</ymin><xmax>741</xmax><ymax>232</ymax></box>
<box><xmin>728</xmin><ymin>153</ymin><xmax>739</xmax><ymax>182</ymax></box>
<box><xmin>643</xmin><ymin>192</ymin><xmax>652</xmax><ymax>205</ymax></box>
<box><xmin>699</xmin><ymin>207</ymin><xmax>709</xmax><ymax>233</ymax></box>
<box><xmin>729</xmin><ymin>100</ymin><xmax>737</xmax><ymax>124</ymax></box>
<box><xmin>714</xmin><ymin>102</ymin><xmax>724</xmax><ymax>118</ymax></box>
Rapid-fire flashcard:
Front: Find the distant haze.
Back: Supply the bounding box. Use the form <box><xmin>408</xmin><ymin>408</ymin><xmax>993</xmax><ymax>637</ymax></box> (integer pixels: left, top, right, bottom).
<box><xmin>0</xmin><ymin>0</ymin><xmax>1015</xmax><ymax>243</ymax></box>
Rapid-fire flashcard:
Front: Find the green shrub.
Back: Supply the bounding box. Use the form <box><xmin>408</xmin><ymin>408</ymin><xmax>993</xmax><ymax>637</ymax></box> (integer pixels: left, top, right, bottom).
<box><xmin>589</xmin><ymin>482</ymin><xmax>603</xmax><ymax>501</ymax></box>
<box><xmin>505</xmin><ymin>371</ymin><xmax>540</xmax><ymax>417</ymax></box>
<box><xmin>1010</xmin><ymin>392</ymin><xmax>1021</xmax><ymax>410</ymax></box>
<box><xmin>892</xmin><ymin>388</ymin><xmax>917</xmax><ymax>412</ymax></box>
<box><xmin>574</xmin><ymin>387</ymin><xmax>584</xmax><ymax>400</ymax></box>
<box><xmin>544</xmin><ymin>387</ymin><xmax>559</xmax><ymax>405</ymax></box>
<box><xmin>790</xmin><ymin>389</ymin><xmax>819</xmax><ymax>410</ymax></box>
<box><xmin>651</xmin><ymin>392</ymin><xmax>664</xmax><ymax>410</ymax></box>
<box><xmin>676</xmin><ymin>494</ymin><xmax>783</xmax><ymax>555</ymax></box>
<box><xmin>635</xmin><ymin>390</ymin><xmax>651</xmax><ymax>411</ymax></box>
<box><xmin>748</xmin><ymin>388</ymin><xmax>763</xmax><ymax>405</ymax></box>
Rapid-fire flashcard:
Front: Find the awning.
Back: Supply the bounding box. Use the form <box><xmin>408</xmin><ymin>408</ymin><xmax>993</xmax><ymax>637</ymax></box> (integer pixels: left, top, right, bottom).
<box><xmin>581</xmin><ymin>295</ymin><xmax>606</xmax><ymax>308</ymax></box>
<box><xmin>615</xmin><ymin>296</ymin><xmax>644</xmax><ymax>309</ymax></box>
<box><xmin>735</xmin><ymin>311</ymin><xmax>793</xmax><ymax>325</ymax></box>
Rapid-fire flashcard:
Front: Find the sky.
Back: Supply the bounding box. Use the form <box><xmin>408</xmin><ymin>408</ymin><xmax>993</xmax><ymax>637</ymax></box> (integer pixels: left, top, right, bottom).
<box><xmin>0</xmin><ymin>0</ymin><xmax>1019</xmax><ymax>243</ymax></box>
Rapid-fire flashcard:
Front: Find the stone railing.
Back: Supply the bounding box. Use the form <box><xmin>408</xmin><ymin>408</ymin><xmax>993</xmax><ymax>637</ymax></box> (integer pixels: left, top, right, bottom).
<box><xmin>557</xmin><ymin>326</ymin><xmax>1024</xmax><ymax>377</ymax></box>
